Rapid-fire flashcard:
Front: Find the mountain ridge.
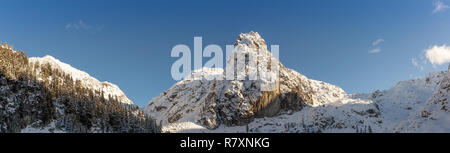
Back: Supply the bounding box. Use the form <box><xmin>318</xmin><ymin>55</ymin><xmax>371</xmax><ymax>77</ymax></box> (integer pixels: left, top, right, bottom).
<box><xmin>29</xmin><ymin>55</ymin><xmax>133</xmax><ymax>105</ymax></box>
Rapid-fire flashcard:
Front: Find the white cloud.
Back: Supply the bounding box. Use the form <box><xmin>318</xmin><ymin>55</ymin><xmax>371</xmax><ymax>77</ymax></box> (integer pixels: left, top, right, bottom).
<box><xmin>372</xmin><ymin>38</ymin><xmax>384</xmax><ymax>46</ymax></box>
<box><xmin>369</xmin><ymin>48</ymin><xmax>381</xmax><ymax>54</ymax></box>
<box><xmin>433</xmin><ymin>0</ymin><xmax>449</xmax><ymax>13</ymax></box>
<box><xmin>424</xmin><ymin>44</ymin><xmax>450</xmax><ymax>66</ymax></box>
<box><xmin>66</xmin><ymin>20</ymin><xmax>91</xmax><ymax>30</ymax></box>
<box><xmin>411</xmin><ymin>58</ymin><xmax>424</xmax><ymax>70</ymax></box>
<box><xmin>368</xmin><ymin>38</ymin><xmax>384</xmax><ymax>54</ymax></box>
<box><xmin>66</xmin><ymin>20</ymin><xmax>103</xmax><ymax>31</ymax></box>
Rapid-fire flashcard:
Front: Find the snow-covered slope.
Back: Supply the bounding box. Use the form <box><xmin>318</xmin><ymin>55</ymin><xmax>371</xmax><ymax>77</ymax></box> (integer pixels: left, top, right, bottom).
<box><xmin>352</xmin><ymin>70</ymin><xmax>447</xmax><ymax>131</ymax></box>
<box><xmin>145</xmin><ymin>32</ymin><xmax>384</xmax><ymax>133</ymax></box>
<box><xmin>394</xmin><ymin>66</ymin><xmax>450</xmax><ymax>132</ymax></box>
<box><xmin>29</xmin><ymin>55</ymin><xmax>133</xmax><ymax>105</ymax></box>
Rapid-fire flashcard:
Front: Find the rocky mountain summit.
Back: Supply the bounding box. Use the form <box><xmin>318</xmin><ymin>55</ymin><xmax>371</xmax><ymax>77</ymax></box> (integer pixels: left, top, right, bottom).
<box><xmin>145</xmin><ymin>32</ymin><xmax>384</xmax><ymax>132</ymax></box>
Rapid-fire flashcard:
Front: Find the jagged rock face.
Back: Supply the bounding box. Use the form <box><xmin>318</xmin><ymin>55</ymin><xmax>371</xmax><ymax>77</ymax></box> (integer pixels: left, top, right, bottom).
<box><xmin>145</xmin><ymin>32</ymin><xmax>346</xmax><ymax>130</ymax></box>
<box><xmin>217</xmin><ymin>32</ymin><xmax>315</xmax><ymax>126</ymax></box>
<box><xmin>426</xmin><ymin>70</ymin><xmax>450</xmax><ymax>114</ymax></box>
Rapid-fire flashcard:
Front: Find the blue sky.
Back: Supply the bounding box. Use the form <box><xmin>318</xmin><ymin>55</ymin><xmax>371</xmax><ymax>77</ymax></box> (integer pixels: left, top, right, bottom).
<box><xmin>1</xmin><ymin>0</ymin><xmax>450</xmax><ymax>106</ymax></box>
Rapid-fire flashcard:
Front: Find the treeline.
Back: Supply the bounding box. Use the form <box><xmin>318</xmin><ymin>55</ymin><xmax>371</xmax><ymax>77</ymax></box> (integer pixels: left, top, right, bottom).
<box><xmin>0</xmin><ymin>46</ymin><xmax>160</xmax><ymax>133</ymax></box>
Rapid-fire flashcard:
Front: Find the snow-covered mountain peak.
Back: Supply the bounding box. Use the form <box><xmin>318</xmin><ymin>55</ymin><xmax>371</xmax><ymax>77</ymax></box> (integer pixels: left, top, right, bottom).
<box><xmin>29</xmin><ymin>55</ymin><xmax>133</xmax><ymax>105</ymax></box>
<box><xmin>235</xmin><ymin>31</ymin><xmax>267</xmax><ymax>50</ymax></box>
<box><xmin>145</xmin><ymin>32</ymin><xmax>384</xmax><ymax>132</ymax></box>
<box><xmin>32</xmin><ymin>55</ymin><xmax>92</xmax><ymax>81</ymax></box>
